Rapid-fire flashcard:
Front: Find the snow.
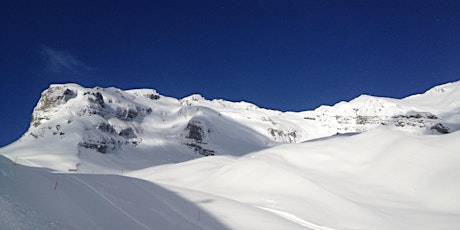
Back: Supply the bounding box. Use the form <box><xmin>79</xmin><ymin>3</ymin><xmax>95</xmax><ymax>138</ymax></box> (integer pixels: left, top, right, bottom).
<box><xmin>0</xmin><ymin>155</ymin><xmax>233</xmax><ymax>229</ymax></box>
<box><xmin>1</xmin><ymin>80</ymin><xmax>460</xmax><ymax>229</ymax></box>
<box><xmin>129</xmin><ymin>129</ymin><xmax>460</xmax><ymax>230</ymax></box>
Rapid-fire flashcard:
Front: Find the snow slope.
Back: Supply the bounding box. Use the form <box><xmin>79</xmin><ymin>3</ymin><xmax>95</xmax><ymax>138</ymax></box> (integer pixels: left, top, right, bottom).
<box><xmin>129</xmin><ymin>129</ymin><xmax>460</xmax><ymax>230</ymax></box>
<box><xmin>1</xmin><ymin>81</ymin><xmax>459</xmax><ymax>173</ymax></box>
<box><xmin>0</xmin><ymin>154</ymin><xmax>321</xmax><ymax>230</ymax></box>
<box><xmin>3</xmin><ymin>129</ymin><xmax>458</xmax><ymax>229</ymax></box>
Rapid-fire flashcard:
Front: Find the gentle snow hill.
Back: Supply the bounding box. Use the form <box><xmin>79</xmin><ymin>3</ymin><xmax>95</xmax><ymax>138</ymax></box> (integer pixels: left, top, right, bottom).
<box><xmin>0</xmin><ymin>155</ymin><xmax>231</xmax><ymax>230</ymax></box>
<box><xmin>1</xmin><ymin>80</ymin><xmax>460</xmax><ymax>173</ymax></box>
<box><xmin>129</xmin><ymin>129</ymin><xmax>460</xmax><ymax>230</ymax></box>
<box><xmin>0</xmin><ymin>155</ymin><xmax>313</xmax><ymax>230</ymax></box>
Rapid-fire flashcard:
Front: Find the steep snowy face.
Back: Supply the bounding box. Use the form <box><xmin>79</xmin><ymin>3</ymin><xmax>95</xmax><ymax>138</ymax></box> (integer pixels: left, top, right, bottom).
<box><xmin>1</xmin><ymin>81</ymin><xmax>459</xmax><ymax>172</ymax></box>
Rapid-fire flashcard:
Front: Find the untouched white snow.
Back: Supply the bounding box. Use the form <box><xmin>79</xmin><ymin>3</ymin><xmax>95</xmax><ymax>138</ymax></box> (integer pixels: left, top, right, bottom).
<box><xmin>129</xmin><ymin>129</ymin><xmax>460</xmax><ymax>230</ymax></box>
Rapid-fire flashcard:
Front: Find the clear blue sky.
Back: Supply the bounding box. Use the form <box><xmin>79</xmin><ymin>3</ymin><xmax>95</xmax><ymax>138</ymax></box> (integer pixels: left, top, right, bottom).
<box><xmin>1</xmin><ymin>0</ymin><xmax>459</xmax><ymax>146</ymax></box>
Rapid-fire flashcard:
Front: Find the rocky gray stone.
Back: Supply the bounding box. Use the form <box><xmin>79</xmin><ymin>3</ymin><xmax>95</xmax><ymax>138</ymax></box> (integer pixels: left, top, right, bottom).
<box><xmin>431</xmin><ymin>123</ymin><xmax>449</xmax><ymax>134</ymax></box>
<box><xmin>185</xmin><ymin>120</ymin><xmax>206</xmax><ymax>143</ymax></box>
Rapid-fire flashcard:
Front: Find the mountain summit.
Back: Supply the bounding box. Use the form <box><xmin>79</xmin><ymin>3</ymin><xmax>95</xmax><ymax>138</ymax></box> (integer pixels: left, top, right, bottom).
<box><xmin>1</xmin><ymin>81</ymin><xmax>459</xmax><ymax>173</ymax></box>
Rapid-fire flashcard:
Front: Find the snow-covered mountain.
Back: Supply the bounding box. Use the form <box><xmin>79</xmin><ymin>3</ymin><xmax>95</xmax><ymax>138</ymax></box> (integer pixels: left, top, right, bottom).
<box><xmin>1</xmin><ymin>81</ymin><xmax>460</xmax><ymax>173</ymax></box>
<box><xmin>1</xmin><ymin>80</ymin><xmax>459</xmax><ymax>229</ymax></box>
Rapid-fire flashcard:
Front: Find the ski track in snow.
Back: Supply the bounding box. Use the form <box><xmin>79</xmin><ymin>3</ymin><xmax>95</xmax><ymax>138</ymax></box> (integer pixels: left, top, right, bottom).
<box><xmin>256</xmin><ymin>206</ymin><xmax>336</xmax><ymax>230</ymax></box>
<box><xmin>71</xmin><ymin>176</ymin><xmax>153</xmax><ymax>230</ymax></box>
<box><xmin>72</xmin><ymin>176</ymin><xmax>211</xmax><ymax>230</ymax></box>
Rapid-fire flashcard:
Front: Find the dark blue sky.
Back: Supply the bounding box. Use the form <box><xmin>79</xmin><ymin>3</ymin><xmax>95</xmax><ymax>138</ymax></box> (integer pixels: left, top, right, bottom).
<box><xmin>1</xmin><ymin>0</ymin><xmax>460</xmax><ymax>146</ymax></box>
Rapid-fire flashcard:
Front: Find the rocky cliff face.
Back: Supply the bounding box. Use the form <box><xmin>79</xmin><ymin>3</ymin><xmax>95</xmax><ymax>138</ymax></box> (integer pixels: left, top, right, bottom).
<box><xmin>183</xmin><ymin>119</ymin><xmax>215</xmax><ymax>156</ymax></box>
<box><xmin>31</xmin><ymin>85</ymin><xmax>77</xmax><ymax>128</ymax></box>
<box><xmin>22</xmin><ymin>84</ymin><xmax>271</xmax><ymax>159</ymax></box>
<box><xmin>2</xmin><ymin>81</ymin><xmax>459</xmax><ymax>172</ymax></box>
<box><xmin>28</xmin><ymin>84</ymin><xmax>151</xmax><ymax>154</ymax></box>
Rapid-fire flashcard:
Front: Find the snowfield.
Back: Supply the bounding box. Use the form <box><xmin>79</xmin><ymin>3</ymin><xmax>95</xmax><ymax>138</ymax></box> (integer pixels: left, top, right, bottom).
<box><xmin>1</xmin><ymin>129</ymin><xmax>459</xmax><ymax>229</ymax></box>
<box><xmin>0</xmin><ymin>155</ymin><xmax>231</xmax><ymax>230</ymax></box>
<box><xmin>129</xmin><ymin>129</ymin><xmax>460</xmax><ymax>230</ymax></box>
<box><xmin>1</xmin><ymin>80</ymin><xmax>460</xmax><ymax>229</ymax></box>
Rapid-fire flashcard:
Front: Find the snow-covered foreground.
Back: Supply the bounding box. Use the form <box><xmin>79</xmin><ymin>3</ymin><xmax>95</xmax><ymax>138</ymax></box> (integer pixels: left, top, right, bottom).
<box><xmin>1</xmin><ymin>128</ymin><xmax>458</xmax><ymax>230</ymax></box>
<box><xmin>1</xmin><ymin>128</ymin><xmax>459</xmax><ymax>229</ymax></box>
<box><xmin>0</xmin><ymin>155</ymin><xmax>235</xmax><ymax>229</ymax></box>
<box><xmin>129</xmin><ymin>129</ymin><xmax>460</xmax><ymax>230</ymax></box>
<box><xmin>0</xmin><ymin>154</ymin><xmax>319</xmax><ymax>229</ymax></box>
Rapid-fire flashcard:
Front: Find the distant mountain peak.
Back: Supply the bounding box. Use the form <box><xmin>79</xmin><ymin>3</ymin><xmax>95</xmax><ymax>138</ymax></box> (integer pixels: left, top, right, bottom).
<box><xmin>425</xmin><ymin>81</ymin><xmax>460</xmax><ymax>94</ymax></box>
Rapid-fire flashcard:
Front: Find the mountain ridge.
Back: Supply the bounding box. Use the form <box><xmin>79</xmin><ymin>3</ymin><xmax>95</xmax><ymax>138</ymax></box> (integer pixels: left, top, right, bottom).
<box><xmin>1</xmin><ymin>80</ymin><xmax>459</xmax><ymax>173</ymax></box>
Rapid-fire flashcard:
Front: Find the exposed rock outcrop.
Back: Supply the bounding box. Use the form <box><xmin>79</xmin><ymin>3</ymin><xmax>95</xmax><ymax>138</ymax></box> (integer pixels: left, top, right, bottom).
<box><xmin>183</xmin><ymin>119</ymin><xmax>215</xmax><ymax>156</ymax></box>
<box><xmin>31</xmin><ymin>85</ymin><xmax>77</xmax><ymax>127</ymax></box>
<box><xmin>431</xmin><ymin>123</ymin><xmax>449</xmax><ymax>134</ymax></box>
<box><xmin>267</xmin><ymin>128</ymin><xmax>299</xmax><ymax>143</ymax></box>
